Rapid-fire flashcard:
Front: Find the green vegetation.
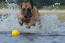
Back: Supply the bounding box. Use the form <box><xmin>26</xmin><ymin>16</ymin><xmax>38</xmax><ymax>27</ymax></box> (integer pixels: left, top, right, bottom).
<box><xmin>0</xmin><ymin>3</ymin><xmax>65</xmax><ymax>10</ymax></box>
<box><xmin>0</xmin><ymin>0</ymin><xmax>65</xmax><ymax>9</ymax></box>
<box><xmin>17</xmin><ymin>0</ymin><xmax>65</xmax><ymax>9</ymax></box>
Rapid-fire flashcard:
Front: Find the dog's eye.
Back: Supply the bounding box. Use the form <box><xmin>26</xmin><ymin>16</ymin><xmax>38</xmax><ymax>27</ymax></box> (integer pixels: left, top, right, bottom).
<box><xmin>22</xmin><ymin>8</ymin><xmax>26</xmax><ymax>11</ymax></box>
<box><xmin>27</xmin><ymin>8</ymin><xmax>31</xmax><ymax>11</ymax></box>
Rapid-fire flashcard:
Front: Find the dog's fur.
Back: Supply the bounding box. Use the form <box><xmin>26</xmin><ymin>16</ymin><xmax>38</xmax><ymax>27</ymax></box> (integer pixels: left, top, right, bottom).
<box><xmin>18</xmin><ymin>0</ymin><xmax>41</xmax><ymax>28</ymax></box>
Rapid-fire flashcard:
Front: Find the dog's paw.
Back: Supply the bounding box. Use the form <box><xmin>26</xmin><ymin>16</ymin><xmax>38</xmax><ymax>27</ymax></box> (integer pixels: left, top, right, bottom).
<box><xmin>32</xmin><ymin>24</ymin><xmax>36</xmax><ymax>26</ymax></box>
<box><xmin>19</xmin><ymin>23</ymin><xmax>23</xmax><ymax>26</ymax></box>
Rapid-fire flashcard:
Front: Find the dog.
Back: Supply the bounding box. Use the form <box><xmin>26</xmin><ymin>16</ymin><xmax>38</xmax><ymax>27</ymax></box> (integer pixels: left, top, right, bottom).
<box><xmin>18</xmin><ymin>0</ymin><xmax>41</xmax><ymax>28</ymax></box>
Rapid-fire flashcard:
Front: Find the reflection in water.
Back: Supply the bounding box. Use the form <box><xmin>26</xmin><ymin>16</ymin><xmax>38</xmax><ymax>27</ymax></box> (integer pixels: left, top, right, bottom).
<box><xmin>0</xmin><ymin>33</ymin><xmax>65</xmax><ymax>43</ymax></box>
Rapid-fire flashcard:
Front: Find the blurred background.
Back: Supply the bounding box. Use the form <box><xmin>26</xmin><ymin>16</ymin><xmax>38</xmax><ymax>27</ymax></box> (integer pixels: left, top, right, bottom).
<box><xmin>0</xmin><ymin>0</ymin><xmax>65</xmax><ymax>9</ymax></box>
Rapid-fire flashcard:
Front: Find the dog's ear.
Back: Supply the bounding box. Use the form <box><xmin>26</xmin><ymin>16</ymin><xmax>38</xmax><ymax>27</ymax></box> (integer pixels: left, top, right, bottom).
<box><xmin>29</xmin><ymin>0</ymin><xmax>33</xmax><ymax>9</ymax></box>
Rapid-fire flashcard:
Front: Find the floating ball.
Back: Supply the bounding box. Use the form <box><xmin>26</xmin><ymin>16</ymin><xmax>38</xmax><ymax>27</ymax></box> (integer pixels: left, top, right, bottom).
<box><xmin>12</xmin><ymin>29</ymin><xmax>20</xmax><ymax>36</ymax></box>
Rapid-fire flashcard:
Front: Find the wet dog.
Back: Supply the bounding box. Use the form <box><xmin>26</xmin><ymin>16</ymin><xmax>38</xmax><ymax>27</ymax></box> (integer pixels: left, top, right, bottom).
<box><xmin>18</xmin><ymin>0</ymin><xmax>41</xmax><ymax>28</ymax></box>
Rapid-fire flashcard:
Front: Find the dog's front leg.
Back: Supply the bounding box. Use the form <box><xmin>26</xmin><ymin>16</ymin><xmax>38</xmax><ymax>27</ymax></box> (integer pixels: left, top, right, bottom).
<box><xmin>38</xmin><ymin>18</ymin><xmax>42</xmax><ymax>28</ymax></box>
<box><xmin>19</xmin><ymin>21</ymin><xmax>24</xmax><ymax>26</ymax></box>
<box><xmin>18</xmin><ymin>18</ymin><xmax>24</xmax><ymax>26</ymax></box>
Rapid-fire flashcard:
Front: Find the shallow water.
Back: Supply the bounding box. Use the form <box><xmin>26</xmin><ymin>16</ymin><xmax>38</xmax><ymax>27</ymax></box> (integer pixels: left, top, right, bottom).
<box><xmin>1</xmin><ymin>12</ymin><xmax>65</xmax><ymax>43</ymax></box>
<box><xmin>0</xmin><ymin>33</ymin><xmax>65</xmax><ymax>43</ymax></box>
<box><xmin>0</xmin><ymin>0</ymin><xmax>65</xmax><ymax>43</ymax></box>
<box><xmin>1</xmin><ymin>13</ymin><xmax>65</xmax><ymax>43</ymax></box>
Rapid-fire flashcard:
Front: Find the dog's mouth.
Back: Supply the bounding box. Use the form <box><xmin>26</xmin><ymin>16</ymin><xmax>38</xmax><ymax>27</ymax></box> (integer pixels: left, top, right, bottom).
<box><xmin>24</xmin><ymin>15</ymin><xmax>32</xmax><ymax>19</ymax></box>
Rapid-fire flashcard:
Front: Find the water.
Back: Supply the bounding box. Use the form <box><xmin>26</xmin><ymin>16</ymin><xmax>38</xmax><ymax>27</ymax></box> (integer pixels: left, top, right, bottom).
<box><xmin>0</xmin><ymin>0</ymin><xmax>65</xmax><ymax>34</ymax></box>
<box><xmin>0</xmin><ymin>0</ymin><xmax>65</xmax><ymax>43</ymax></box>
<box><xmin>0</xmin><ymin>33</ymin><xmax>65</xmax><ymax>43</ymax></box>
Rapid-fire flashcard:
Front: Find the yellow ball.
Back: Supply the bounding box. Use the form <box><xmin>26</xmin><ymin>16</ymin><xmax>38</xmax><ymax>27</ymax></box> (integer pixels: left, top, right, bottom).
<box><xmin>12</xmin><ymin>29</ymin><xmax>20</xmax><ymax>36</ymax></box>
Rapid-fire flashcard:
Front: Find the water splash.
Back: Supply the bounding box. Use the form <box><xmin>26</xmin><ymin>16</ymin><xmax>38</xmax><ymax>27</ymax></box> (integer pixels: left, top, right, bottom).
<box><xmin>0</xmin><ymin>0</ymin><xmax>65</xmax><ymax>35</ymax></box>
<box><xmin>0</xmin><ymin>0</ymin><xmax>19</xmax><ymax>32</ymax></box>
<box><xmin>0</xmin><ymin>0</ymin><xmax>41</xmax><ymax>33</ymax></box>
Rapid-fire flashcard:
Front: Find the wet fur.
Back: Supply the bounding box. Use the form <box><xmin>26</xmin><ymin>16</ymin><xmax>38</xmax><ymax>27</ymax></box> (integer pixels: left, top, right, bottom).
<box><xmin>18</xmin><ymin>0</ymin><xmax>41</xmax><ymax>28</ymax></box>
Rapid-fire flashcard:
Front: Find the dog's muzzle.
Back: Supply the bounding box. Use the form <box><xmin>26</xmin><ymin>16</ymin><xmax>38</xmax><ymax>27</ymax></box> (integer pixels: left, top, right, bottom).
<box><xmin>24</xmin><ymin>15</ymin><xmax>32</xmax><ymax>19</ymax></box>
<box><xmin>22</xmin><ymin>8</ymin><xmax>32</xmax><ymax>19</ymax></box>
<box><xmin>23</xmin><ymin>11</ymin><xmax>32</xmax><ymax>19</ymax></box>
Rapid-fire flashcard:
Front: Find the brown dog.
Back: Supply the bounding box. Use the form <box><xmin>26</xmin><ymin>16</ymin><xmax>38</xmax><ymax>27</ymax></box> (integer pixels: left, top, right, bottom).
<box><xmin>18</xmin><ymin>0</ymin><xmax>41</xmax><ymax>28</ymax></box>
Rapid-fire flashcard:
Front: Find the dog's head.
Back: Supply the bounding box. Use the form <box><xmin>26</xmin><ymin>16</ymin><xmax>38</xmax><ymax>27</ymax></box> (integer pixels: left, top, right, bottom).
<box><xmin>21</xmin><ymin>0</ymin><xmax>33</xmax><ymax>19</ymax></box>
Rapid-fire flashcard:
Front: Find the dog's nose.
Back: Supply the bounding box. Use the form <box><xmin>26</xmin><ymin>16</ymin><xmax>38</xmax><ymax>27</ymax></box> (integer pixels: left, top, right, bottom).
<box><xmin>24</xmin><ymin>16</ymin><xmax>27</xmax><ymax>18</ymax></box>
